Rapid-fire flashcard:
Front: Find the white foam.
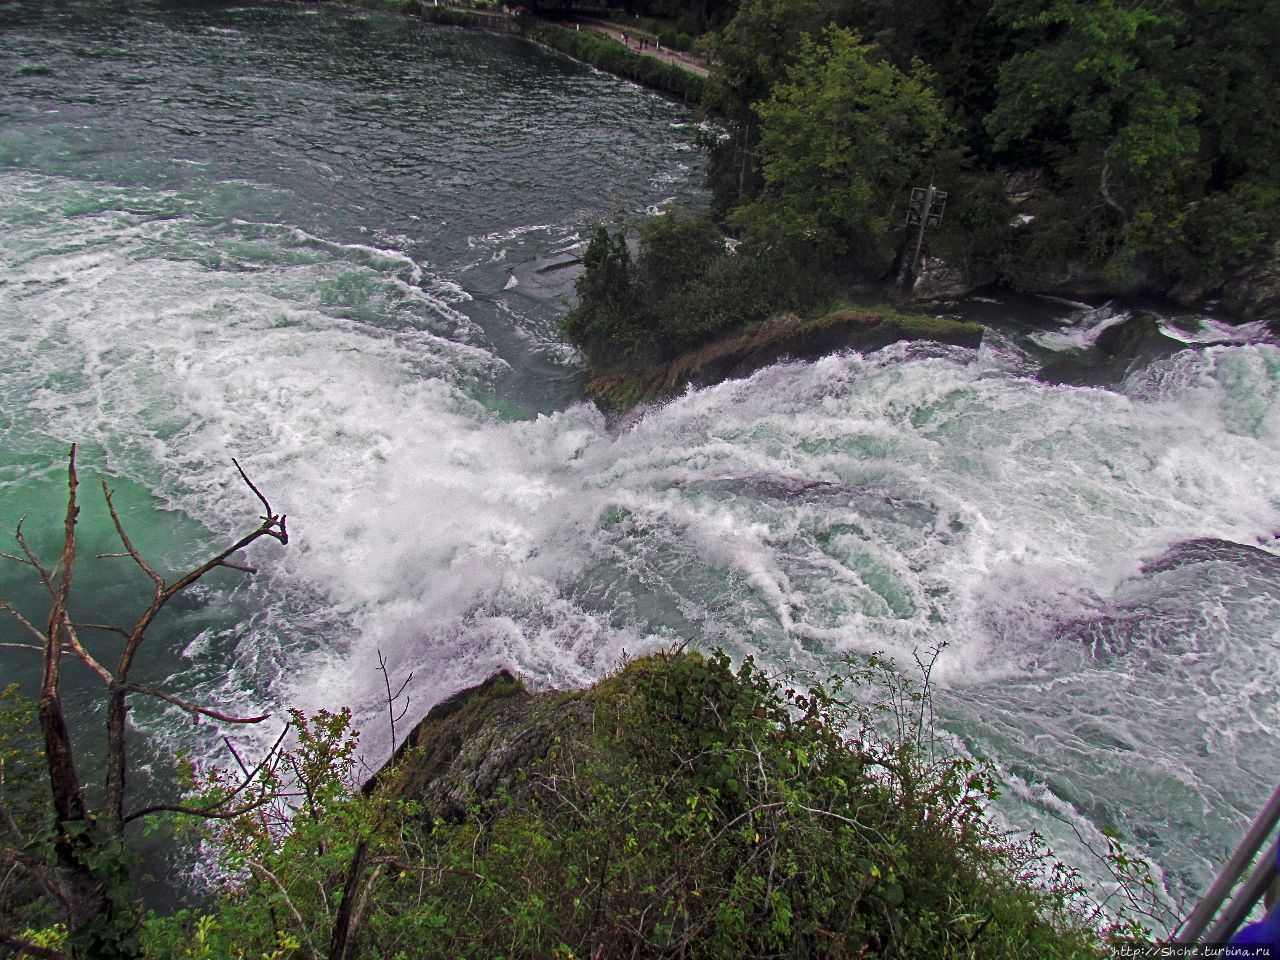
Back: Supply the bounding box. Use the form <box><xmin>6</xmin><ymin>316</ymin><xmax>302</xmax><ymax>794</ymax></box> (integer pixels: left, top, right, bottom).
<box><xmin>1158</xmin><ymin>316</ymin><xmax>1273</xmax><ymax>345</ymax></box>
<box><xmin>1030</xmin><ymin>303</ymin><xmax>1129</xmax><ymax>351</ymax></box>
<box><xmin>7</xmin><ymin>170</ymin><xmax>1280</xmax><ymax>917</ymax></box>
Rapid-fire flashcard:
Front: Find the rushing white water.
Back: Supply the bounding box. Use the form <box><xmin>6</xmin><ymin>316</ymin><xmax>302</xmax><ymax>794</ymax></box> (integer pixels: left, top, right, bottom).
<box><xmin>3</xmin><ymin>0</ymin><xmax>1279</xmax><ymax>927</ymax></box>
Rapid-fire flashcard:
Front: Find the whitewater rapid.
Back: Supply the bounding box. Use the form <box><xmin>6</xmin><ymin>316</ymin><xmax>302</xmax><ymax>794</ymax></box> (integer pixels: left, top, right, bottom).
<box><xmin>3</xmin><ymin>0</ymin><xmax>1279</xmax><ymax>925</ymax></box>
<box><xmin>6</xmin><ymin>169</ymin><xmax>1280</xmax><ymax>925</ymax></box>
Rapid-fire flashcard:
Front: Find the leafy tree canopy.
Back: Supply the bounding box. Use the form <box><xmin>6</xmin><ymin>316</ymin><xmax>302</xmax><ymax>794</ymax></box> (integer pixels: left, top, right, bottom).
<box><xmin>731</xmin><ymin>27</ymin><xmax>946</xmax><ymax>271</ymax></box>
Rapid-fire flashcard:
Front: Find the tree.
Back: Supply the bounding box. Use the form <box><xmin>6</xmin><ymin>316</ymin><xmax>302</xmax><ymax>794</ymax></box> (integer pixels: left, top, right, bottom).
<box><xmin>559</xmin><ymin>225</ymin><xmax>636</xmax><ymax>365</ymax></box>
<box><xmin>729</xmin><ymin>27</ymin><xmax>947</xmax><ymax>272</ymax></box>
<box><xmin>984</xmin><ymin>0</ymin><xmax>1205</xmax><ymax>276</ymax></box>
<box><xmin>0</xmin><ymin>446</ymin><xmax>289</xmax><ymax>960</ymax></box>
<box><xmin>702</xmin><ymin>0</ymin><xmax>855</xmax><ymax>212</ymax></box>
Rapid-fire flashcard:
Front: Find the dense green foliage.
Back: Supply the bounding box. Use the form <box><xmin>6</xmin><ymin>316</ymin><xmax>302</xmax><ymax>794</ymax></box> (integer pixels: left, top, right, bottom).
<box><xmin>729</xmin><ymin>27</ymin><xmax>945</xmax><ymax>271</ymax></box>
<box><xmin>698</xmin><ymin>0</ymin><xmax>1280</xmax><ymax>292</ymax></box>
<box><xmin>530</xmin><ymin>0</ymin><xmax>1276</xmax><ymax>318</ymax></box>
<box><xmin>561</xmin><ymin>210</ymin><xmax>818</xmax><ymax>366</ymax></box>
<box><xmin>0</xmin><ymin>644</ymin><xmax>1161</xmax><ymax>960</ymax></box>
<box><xmin>119</xmin><ymin>652</ymin><xmax>1116</xmax><ymax>959</ymax></box>
<box><xmin>420</xmin><ymin>0</ymin><xmax>1277</xmax><ymax>313</ymax></box>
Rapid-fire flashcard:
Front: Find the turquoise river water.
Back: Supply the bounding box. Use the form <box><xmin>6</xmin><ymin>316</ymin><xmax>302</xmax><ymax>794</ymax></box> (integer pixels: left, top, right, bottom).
<box><xmin>3</xmin><ymin>0</ymin><xmax>1280</xmax><ymax>926</ymax></box>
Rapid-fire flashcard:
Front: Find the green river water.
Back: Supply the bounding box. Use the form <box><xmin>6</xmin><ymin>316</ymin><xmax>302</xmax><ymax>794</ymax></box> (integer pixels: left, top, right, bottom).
<box><xmin>3</xmin><ymin>0</ymin><xmax>1280</xmax><ymax>926</ymax></box>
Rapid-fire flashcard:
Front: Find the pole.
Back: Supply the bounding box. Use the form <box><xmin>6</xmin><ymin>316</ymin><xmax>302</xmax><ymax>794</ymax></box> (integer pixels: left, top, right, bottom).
<box><xmin>909</xmin><ymin>182</ymin><xmax>934</xmax><ymax>281</ymax></box>
<box><xmin>1203</xmin><ymin>836</ymin><xmax>1280</xmax><ymax>946</ymax></box>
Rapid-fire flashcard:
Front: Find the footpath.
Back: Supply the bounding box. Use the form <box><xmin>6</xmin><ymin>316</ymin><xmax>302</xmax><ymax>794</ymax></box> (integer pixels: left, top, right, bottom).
<box><xmin>558</xmin><ymin>16</ymin><xmax>710</xmax><ymax>77</ymax></box>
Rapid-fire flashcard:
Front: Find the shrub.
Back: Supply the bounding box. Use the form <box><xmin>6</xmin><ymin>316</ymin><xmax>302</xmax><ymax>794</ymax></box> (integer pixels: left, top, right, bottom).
<box><xmin>560</xmin><ymin>209</ymin><xmax>814</xmax><ymax>366</ymax></box>
<box><xmin>139</xmin><ymin>651</ymin><xmax>1113</xmax><ymax>959</ymax></box>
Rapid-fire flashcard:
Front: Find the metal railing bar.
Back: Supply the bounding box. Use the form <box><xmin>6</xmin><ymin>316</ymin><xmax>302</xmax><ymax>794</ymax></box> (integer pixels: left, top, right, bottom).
<box><xmin>1203</xmin><ymin>835</ymin><xmax>1280</xmax><ymax>946</ymax></box>
<box><xmin>1174</xmin><ymin>784</ymin><xmax>1280</xmax><ymax>944</ymax></box>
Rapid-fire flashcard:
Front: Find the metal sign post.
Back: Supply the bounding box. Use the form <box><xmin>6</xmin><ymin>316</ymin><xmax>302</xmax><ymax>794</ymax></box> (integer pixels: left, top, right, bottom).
<box><xmin>905</xmin><ymin>183</ymin><xmax>947</xmax><ymax>280</ymax></box>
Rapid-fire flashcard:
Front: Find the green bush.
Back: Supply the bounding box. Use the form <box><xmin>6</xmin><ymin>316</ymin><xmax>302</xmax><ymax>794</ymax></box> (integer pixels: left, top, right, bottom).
<box><xmin>418</xmin><ymin>5</ymin><xmax>480</xmax><ymax>26</ymax></box>
<box><xmin>138</xmin><ymin>651</ymin><xmax>1116</xmax><ymax>959</ymax></box>
<box><xmin>560</xmin><ymin>209</ymin><xmax>815</xmax><ymax>366</ymax></box>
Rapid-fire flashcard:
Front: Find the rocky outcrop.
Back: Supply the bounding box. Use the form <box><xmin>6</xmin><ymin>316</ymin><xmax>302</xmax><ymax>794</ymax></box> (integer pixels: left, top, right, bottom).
<box><xmin>366</xmin><ymin>670</ymin><xmax>589</xmax><ymax>821</ymax></box>
<box><xmin>1222</xmin><ymin>242</ymin><xmax>1280</xmax><ymax>322</ymax></box>
<box><xmin>909</xmin><ymin>255</ymin><xmax>997</xmax><ymax>302</ymax></box>
<box><xmin>585</xmin><ymin>308</ymin><xmax>982</xmax><ymax>411</ymax></box>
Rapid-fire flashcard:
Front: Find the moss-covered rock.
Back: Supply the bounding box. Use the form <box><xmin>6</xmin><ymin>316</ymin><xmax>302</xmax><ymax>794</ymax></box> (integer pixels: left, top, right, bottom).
<box><xmin>348</xmin><ymin>651</ymin><xmax>1109</xmax><ymax>958</ymax></box>
<box><xmin>365</xmin><ymin>669</ymin><xmax>589</xmax><ymax>821</ymax></box>
<box><xmin>585</xmin><ymin>307</ymin><xmax>982</xmax><ymax>411</ymax></box>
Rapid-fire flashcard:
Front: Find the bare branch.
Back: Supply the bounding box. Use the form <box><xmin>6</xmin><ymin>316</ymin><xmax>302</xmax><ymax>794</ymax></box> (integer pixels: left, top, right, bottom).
<box><xmin>217</xmin><ymin>559</ymin><xmax>257</xmax><ymax>574</ymax></box>
<box><xmin>0</xmin><ymin>551</ymin><xmax>35</xmax><ymax>567</ymax></box>
<box><xmin>223</xmin><ymin>735</ymin><xmax>252</xmax><ymax>778</ymax></box>
<box><xmin>247</xmin><ymin>859</ymin><xmax>324</xmax><ymax>960</ymax></box>
<box><xmin>123</xmin><ymin>683</ymin><xmax>269</xmax><ymax>725</ymax></box>
<box><xmin>233</xmin><ymin>458</ymin><xmax>273</xmax><ymax>521</ymax></box>
<box><xmin>1100</xmin><ymin>163</ymin><xmax>1130</xmax><ymax>223</ymax></box>
<box><xmin>40</xmin><ymin>444</ymin><xmax>88</xmax><ymax>826</ymax></box>
<box><xmin>13</xmin><ymin>520</ymin><xmax>55</xmax><ymax>598</ymax></box>
<box><xmin>122</xmin><ymin>795</ymin><xmax>276</xmax><ymax>824</ymax></box>
<box><xmin>105</xmin><ymin>462</ymin><xmax>289</xmax><ymax>830</ymax></box>
<box><xmin>0</xmin><ymin>598</ymin><xmax>45</xmax><ymax>645</ymax></box>
<box><xmin>74</xmin><ymin>622</ymin><xmax>130</xmax><ymax>640</ymax></box>
<box><xmin>0</xmin><ymin>844</ymin><xmax>70</xmax><ymax>913</ymax></box>
<box><xmin>123</xmin><ymin>724</ymin><xmax>289</xmax><ymax>825</ymax></box>
<box><xmin>0</xmin><ymin>642</ymin><xmax>43</xmax><ymax>654</ymax></box>
<box><xmin>100</xmin><ymin>478</ymin><xmax>163</xmax><ymax>593</ymax></box>
<box><xmin>393</xmin><ymin>674</ymin><xmax>413</xmax><ymax>701</ymax></box>
<box><xmin>376</xmin><ymin>651</ymin><xmax>412</xmax><ymax>756</ymax></box>
<box><xmin>60</xmin><ymin>619</ymin><xmax>112</xmax><ymax>686</ymax></box>
<box><xmin>122</xmin><ymin>507</ymin><xmax>288</xmax><ymax>671</ymax></box>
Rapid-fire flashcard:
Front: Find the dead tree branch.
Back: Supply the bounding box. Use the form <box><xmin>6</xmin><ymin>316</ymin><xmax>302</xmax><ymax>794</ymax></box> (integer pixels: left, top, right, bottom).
<box><xmin>0</xmin><ymin>446</ymin><xmax>291</xmax><ymax>955</ymax></box>
<box><xmin>123</xmin><ymin>683</ymin><xmax>269</xmax><ymax>725</ymax></box>
<box><xmin>124</xmin><ymin>722</ymin><xmax>290</xmax><ymax>825</ymax></box>
<box><xmin>100</xmin><ymin>459</ymin><xmax>287</xmax><ymax>833</ymax></box>
<box><xmin>247</xmin><ymin>859</ymin><xmax>325</xmax><ymax>960</ymax></box>
<box><xmin>376</xmin><ymin>650</ymin><xmax>412</xmax><ymax>756</ymax></box>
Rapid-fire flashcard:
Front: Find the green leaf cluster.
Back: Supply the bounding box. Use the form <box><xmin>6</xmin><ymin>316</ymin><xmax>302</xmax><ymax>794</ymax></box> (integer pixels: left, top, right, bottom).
<box><xmin>697</xmin><ymin>0</ymin><xmax>1279</xmax><ymax>295</ymax></box>
<box><xmin>730</xmin><ymin>27</ymin><xmax>946</xmax><ymax>270</ymax></box>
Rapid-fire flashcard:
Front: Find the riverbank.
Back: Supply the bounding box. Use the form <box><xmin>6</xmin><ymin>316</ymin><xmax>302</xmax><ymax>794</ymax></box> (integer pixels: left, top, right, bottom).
<box><xmin>403</xmin><ymin>1</ymin><xmax>707</xmax><ymax>103</ymax></box>
<box><xmin>391</xmin><ymin>0</ymin><xmax>1280</xmax><ymax>322</ymax></box>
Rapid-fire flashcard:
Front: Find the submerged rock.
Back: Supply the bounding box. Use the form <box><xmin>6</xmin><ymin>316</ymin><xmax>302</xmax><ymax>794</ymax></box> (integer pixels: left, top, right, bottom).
<box><xmin>1039</xmin><ymin>309</ymin><xmax>1185</xmax><ymax>385</ymax></box>
<box><xmin>1092</xmin><ymin>311</ymin><xmax>1183</xmax><ymax>360</ymax></box>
